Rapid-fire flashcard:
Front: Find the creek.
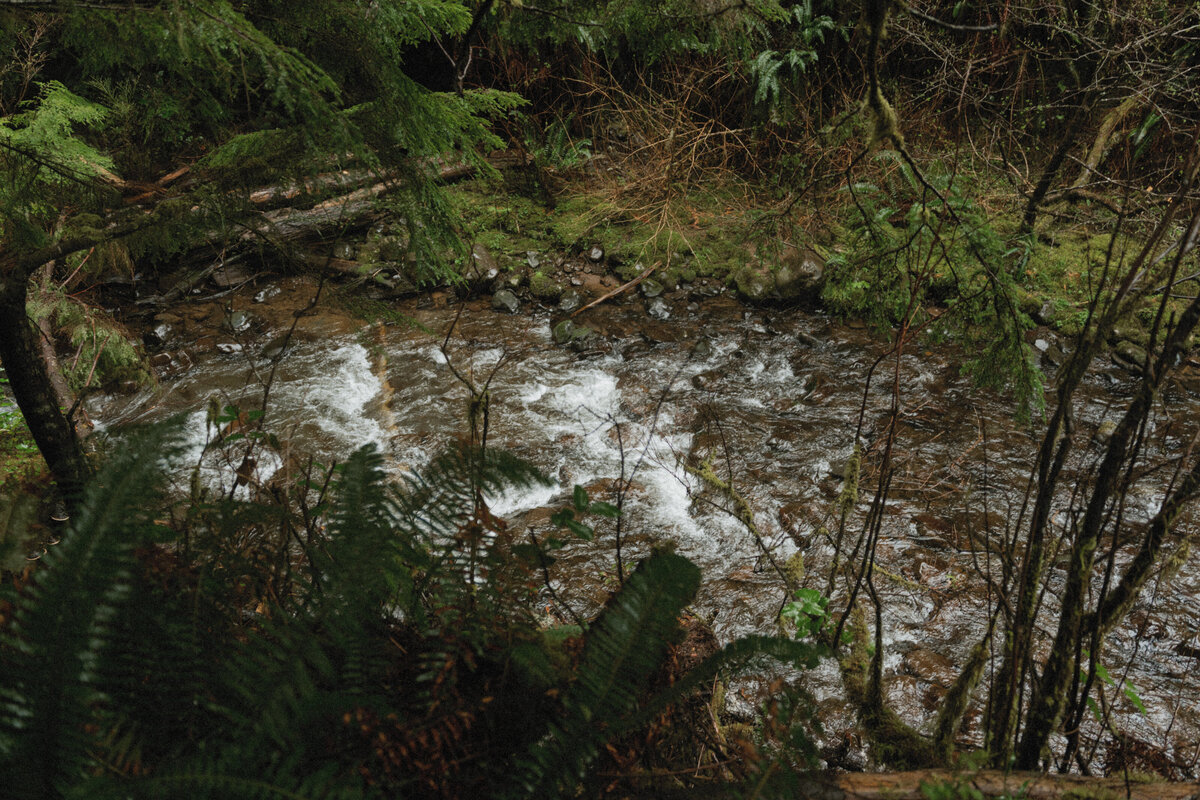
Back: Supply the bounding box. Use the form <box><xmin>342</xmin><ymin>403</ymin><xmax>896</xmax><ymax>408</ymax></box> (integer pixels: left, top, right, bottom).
<box><xmin>88</xmin><ymin>275</ymin><xmax>1200</xmax><ymax>770</ymax></box>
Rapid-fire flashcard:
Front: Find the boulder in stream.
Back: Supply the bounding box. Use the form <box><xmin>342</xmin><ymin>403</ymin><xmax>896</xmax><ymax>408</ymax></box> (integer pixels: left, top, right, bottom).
<box><xmin>491</xmin><ymin>289</ymin><xmax>521</xmax><ymax>313</ymax></box>
<box><xmin>551</xmin><ymin>318</ymin><xmax>593</xmax><ymax>346</ymax></box>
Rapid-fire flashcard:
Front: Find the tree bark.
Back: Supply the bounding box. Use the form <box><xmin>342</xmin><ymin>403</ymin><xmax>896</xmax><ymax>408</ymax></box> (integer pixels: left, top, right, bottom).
<box><xmin>0</xmin><ymin>258</ymin><xmax>91</xmax><ymax>504</ymax></box>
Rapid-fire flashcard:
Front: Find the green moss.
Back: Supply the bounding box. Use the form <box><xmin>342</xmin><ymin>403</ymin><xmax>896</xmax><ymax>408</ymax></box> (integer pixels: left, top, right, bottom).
<box><xmin>528</xmin><ymin>270</ymin><xmax>563</xmax><ymax>301</ymax></box>
<box><xmin>0</xmin><ymin>401</ymin><xmax>43</xmax><ymax>493</ymax></box>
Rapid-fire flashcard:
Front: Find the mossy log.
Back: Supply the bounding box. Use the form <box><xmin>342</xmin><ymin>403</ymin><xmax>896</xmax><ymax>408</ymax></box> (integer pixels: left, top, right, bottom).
<box><xmin>828</xmin><ymin>770</ymin><xmax>1200</xmax><ymax>800</ymax></box>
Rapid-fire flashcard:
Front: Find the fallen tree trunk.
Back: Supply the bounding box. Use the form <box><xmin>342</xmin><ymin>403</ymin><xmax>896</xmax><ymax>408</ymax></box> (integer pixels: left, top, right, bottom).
<box><xmin>830</xmin><ymin>770</ymin><xmax>1199</xmax><ymax>800</ymax></box>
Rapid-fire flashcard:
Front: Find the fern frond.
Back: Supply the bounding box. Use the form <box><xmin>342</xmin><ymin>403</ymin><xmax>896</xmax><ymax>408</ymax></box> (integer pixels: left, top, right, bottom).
<box><xmin>512</xmin><ymin>550</ymin><xmax>701</xmax><ymax>798</ymax></box>
<box><xmin>625</xmin><ymin>634</ymin><xmax>826</xmax><ymax>734</ymax></box>
<box><xmin>0</xmin><ymin>424</ymin><xmax>182</xmax><ymax>799</ymax></box>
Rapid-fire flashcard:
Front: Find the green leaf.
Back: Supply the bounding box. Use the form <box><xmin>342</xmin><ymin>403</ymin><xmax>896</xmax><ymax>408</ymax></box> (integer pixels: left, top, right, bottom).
<box><xmin>588</xmin><ymin>501</ymin><xmax>620</xmax><ymax>518</ymax></box>
<box><xmin>1123</xmin><ymin>680</ymin><xmax>1147</xmax><ymax>715</ymax></box>
<box><xmin>514</xmin><ymin>551</ymin><xmax>701</xmax><ymax>796</ymax></box>
<box><xmin>565</xmin><ymin>520</ymin><xmax>594</xmax><ymax>541</ymax></box>
<box><xmin>573</xmin><ymin>484</ymin><xmax>589</xmax><ymax>512</ymax></box>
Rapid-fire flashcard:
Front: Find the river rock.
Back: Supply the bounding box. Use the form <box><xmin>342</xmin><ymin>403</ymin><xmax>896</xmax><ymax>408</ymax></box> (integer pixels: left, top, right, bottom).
<box><xmin>733</xmin><ymin>242</ymin><xmax>825</xmax><ymax>302</ymax></box>
<box><xmin>143</xmin><ymin>314</ymin><xmax>180</xmax><ymax>349</ymax></box>
<box><xmin>1113</xmin><ymin>340</ymin><xmax>1148</xmax><ymax>371</ymax></box>
<box><xmin>646</xmin><ymin>296</ymin><xmax>671</xmax><ymax>320</ymax></box>
<box><xmin>902</xmin><ymin>648</ymin><xmax>958</xmax><ymax>689</ymax></box>
<box><xmin>1094</xmin><ymin>418</ymin><xmax>1117</xmax><ymax>445</ymax></box>
<box><xmin>216</xmin><ymin>342</ymin><xmax>243</xmax><ymax>354</ymax></box>
<box><xmin>551</xmin><ymin>319</ymin><xmax>593</xmax><ymax>346</ymax></box>
<box><xmin>558</xmin><ymin>288</ymin><xmax>583</xmax><ymax>313</ymax></box>
<box><xmin>253</xmin><ymin>285</ymin><xmax>282</xmax><ymax>304</ymax></box>
<box><xmin>224</xmin><ymin>310</ymin><xmax>252</xmax><ymax>334</ymax></box>
<box><xmin>526</xmin><ymin>251</ymin><xmax>541</xmax><ymax>269</ymax></box>
<box><xmin>529</xmin><ymin>271</ymin><xmax>563</xmax><ymax>302</ymax></box>
<box><xmin>212</xmin><ymin>263</ymin><xmax>252</xmax><ymax>289</ymax></box>
<box><xmin>691</xmin><ymin>369</ymin><xmax>722</xmax><ymax>391</ymax></box>
<box><xmin>491</xmin><ymin>289</ymin><xmax>520</xmax><ymax>313</ymax></box>
<box><xmin>467</xmin><ymin>244</ymin><xmax>501</xmax><ymax>288</ymax></box>
<box><xmin>690</xmin><ymin>338</ymin><xmax>714</xmax><ymax>360</ymax></box>
<box><xmin>640</xmin><ymin>278</ymin><xmax>664</xmax><ymax>298</ymax></box>
<box><xmin>587</xmin><ymin>245</ymin><xmax>604</xmax><ymax>262</ymax></box>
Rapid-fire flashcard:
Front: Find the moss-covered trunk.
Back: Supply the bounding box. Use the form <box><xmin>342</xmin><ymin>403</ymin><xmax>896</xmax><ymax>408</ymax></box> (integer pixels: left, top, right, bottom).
<box><xmin>0</xmin><ymin>258</ymin><xmax>90</xmax><ymax>504</ymax></box>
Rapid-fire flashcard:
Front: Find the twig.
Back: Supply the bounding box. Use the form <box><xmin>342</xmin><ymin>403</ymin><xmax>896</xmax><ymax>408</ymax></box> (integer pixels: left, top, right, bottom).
<box><xmin>571</xmin><ymin>261</ymin><xmax>659</xmax><ymax>318</ymax></box>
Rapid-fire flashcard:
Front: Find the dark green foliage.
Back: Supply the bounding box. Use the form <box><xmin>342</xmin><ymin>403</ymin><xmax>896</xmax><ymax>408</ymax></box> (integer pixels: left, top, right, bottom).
<box><xmin>0</xmin><ymin>425</ymin><xmax>827</xmax><ymax>797</ymax></box>
<box><xmin>0</xmin><ymin>424</ymin><xmax>182</xmax><ymax>799</ymax></box>
<box><xmin>823</xmin><ymin>152</ymin><xmax>1043</xmax><ymax>415</ymax></box>
<box><xmin>512</xmin><ymin>550</ymin><xmax>700</xmax><ymax>797</ymax></box>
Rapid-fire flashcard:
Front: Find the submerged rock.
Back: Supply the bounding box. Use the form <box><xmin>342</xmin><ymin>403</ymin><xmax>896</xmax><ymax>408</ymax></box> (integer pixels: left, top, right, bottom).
<box><xmin>646</xmin><ymin>296</ymin><xmax>671</xmax><ymax>320</ymax></box>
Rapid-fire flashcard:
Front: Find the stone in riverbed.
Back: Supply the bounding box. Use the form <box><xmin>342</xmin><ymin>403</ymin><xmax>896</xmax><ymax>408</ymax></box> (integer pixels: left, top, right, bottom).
<box><xmin>491</xmin><ymin>289</ymin><xmax>520</xmax><ymax>313</ymax></box>
<box><xmin>640</xmin><ymin>278</ymin><xmax>664</xmax><ymax>298</ymax></box>
<box><xmin>552</xmin><ymin>319</ymin><xmax>593</xmax><ymax>346</ymax></box>
<box><xmin>224</xmin><ymin>310</ymin><xmax>252</xmax><ymax>334</ymax></box>
<box><xmin>1113</xmin><ymin>340</ymin><xmax>1148</xmax><ymax>371</ymax></box>
<box><xmin>558</xmin><ymin>288</ymin><xmax>583</xmax><ymax>313</ymax></box>
<box><xmin>588</xmin><ymin>245</ymin><xmax>604</xmax><ymax>263</ymax></box>
<box><xmin>529</xmin><ymin>271</ymin><xmax>563</xmax><ymax>302</ymax></box>
<box><xmin>646</xmin><ymin>296</ymin><xmax>671</xmax><ymax>320</ymax></box>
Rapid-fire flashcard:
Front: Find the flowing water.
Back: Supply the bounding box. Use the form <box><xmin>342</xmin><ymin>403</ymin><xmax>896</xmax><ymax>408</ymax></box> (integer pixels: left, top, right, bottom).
<box><xmin>89</xmin><ymin>278</ymin><xmax>1200</xmax><ymax>770</ymax></box>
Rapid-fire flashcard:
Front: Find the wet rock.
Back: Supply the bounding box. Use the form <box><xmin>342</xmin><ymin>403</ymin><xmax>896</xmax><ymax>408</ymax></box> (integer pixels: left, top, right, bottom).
<box><xmin>587</xmin><ymin>245</ymin><xmax>604</xmax><ymax>262</ymax></box>
<box><xmin>526</xmin><ymin>251</ymin><xmax>541</xmax><ymax>269</ymax></box>
<box><xmin>732</xmin><ymin>263</ymin><xmax>773</xmax><ymax>301</ymax></box>
<box><xmin>640</xmin><ymin>278</ymin><xmax>664</xmax><ymax>298</ymax></box>
<box><xmin>529</xmin><ymin>271</ymin><xmax>563</xmax><ymax>302</ymax></box>
<box><xmin>491</xmin><ymin>289</ymin><xmax>520</xmax><ymax>313</ymax></box>
<box><xmin>558</xmin><ymin>288</ymin><xmax>583</xmax><ymax>313</ymax></box>
<box><xmin>212</xmin><ymin>263</ymin><xmax>253</xmax><ymax>289</ymax></box>
<box><xmin>260</xmin><ymin>335</ymin><xmax>291</xmax><ymax>359</ymax></box>
<box><xmin>467</xmin><ymin>244</ymin><xmax>501</xmax><ymax>288</ymax></box>
<box><xmin>225</xmin><ymin>310</ymin><xmax>252</xmax><ymax>334</ymax></box>
<box><xmin>690</xmin><ymin>338</ymin><xmax>714</xmax><ymax>360</ymax></box>
<box><xmin>253</xmin><ymin>285</ymin><xmax>282</xmax><ymax>304</ymax></box>
<box><xmin>143</xmin><ymin>314</ymin><xmax>180</xmax><ymax>349</ymax></box>
<box><xmin>551</xmin><ymin>319</ymin><xmax>593</xmax><ymax>346</ymax></box>
<box><xmin>646</xmin><ymin>296</ymin><xmax>671</xmax><ymax>320</ymax></box>
<box><xmin>216</xmin><ymin>342</ymin><xmax>243</xmax><ymax>354</ymax></box>
<box><xmin>689</xmin><ymin>280</ymin><xmax>723</xmax><ymax>299</ymax></box>
<box><xmin>144</xmin><ymin>323</ymin><xmax>172</xmax><ymax>349</ymax></box>
<box><xmin>733</xmin><ymin>242</ymin><xmax>825</xmax><ymax>302</ymax></box>
<box><xmin>333</xmin><ymin>242</ymin><xmax>356</xmax><ymax>261</ymax></box>
<box><xmin>691</xmin><ymin>369</ymin><xmax>722</xmax><ymax>391</ymax></box>
<box><xmin>1113</xmin><ymin>340</ymin><xmax>1148</xmax><ymax>371</ymax></box>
